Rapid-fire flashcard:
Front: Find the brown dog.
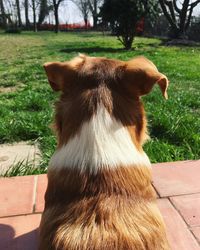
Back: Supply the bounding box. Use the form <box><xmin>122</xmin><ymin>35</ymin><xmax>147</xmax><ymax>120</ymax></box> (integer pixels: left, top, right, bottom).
<box><xmin>39</xmin><ymin>54</ymin><xmax>170</xmax><ymax>250</ymax></box>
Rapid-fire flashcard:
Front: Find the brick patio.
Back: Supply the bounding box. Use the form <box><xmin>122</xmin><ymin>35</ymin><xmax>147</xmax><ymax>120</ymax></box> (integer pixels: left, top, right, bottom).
<box><xmin>0</xmin><ymin>160</ymin><xmax>200</xmax><ymax>250</ymax></box>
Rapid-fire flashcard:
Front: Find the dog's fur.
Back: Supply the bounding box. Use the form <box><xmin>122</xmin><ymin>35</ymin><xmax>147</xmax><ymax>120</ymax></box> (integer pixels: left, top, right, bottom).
<box><xmin>39</xmin><ymin>55</ymin><xmax>170</xmax><ymax>250</ymax></box>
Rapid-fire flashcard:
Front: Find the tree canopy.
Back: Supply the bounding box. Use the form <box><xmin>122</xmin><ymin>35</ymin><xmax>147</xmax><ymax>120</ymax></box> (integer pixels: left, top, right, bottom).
<box><xmin>101</xmin><ymin>0</ymin><xmax>158</xmax><ymax>50</ymax></box>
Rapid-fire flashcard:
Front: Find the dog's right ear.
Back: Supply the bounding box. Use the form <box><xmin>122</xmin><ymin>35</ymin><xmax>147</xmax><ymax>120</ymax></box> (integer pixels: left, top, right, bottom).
<box><xmin>44</xmin><ymin>62</ymin><xmax>63</xmax><ymax>91</ymax></box>
<box><xmin>43</xmin><ymin>55</ymin><xmax>86</xmax><ymax>92</ymax></box>
<box><xmin>43</xmin><ymin>62</ymin><xmax>75</xmax><ymax>92</ymax></box>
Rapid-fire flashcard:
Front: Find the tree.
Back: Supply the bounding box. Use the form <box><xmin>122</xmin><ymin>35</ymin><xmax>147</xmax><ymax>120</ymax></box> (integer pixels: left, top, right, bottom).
<box><xmin>0</xmin><ymin>0</ymin><xmax>7</xmax><ymax>27</ymax></box>
<box><xmin>38</xmin><ymin>0</ymin><xmax>49</xmax><ymax>25</ymax></box>
<box><xmin>101</xmin><ymin>0</ymin><xmax>158</xmax><ymax>50</ymax></box>
<box><xmin>24</xmin><ymin>0</ymin><xmax>30</xmax><ymax>28</ymax></box>
<box><xmin>30</xmin><ymin>0</ymin><xmax>40</xmax><ymax>31</ymax></box>
<box><xmin>159</xmin><ymin>0</ymin><xmax>200</xmax><ymax>38</ymax></box>
<box><xmin>51</xmin><ymin>0</ymin><xmax>65</xmax><ymax>33</ymax></box>
<box><xmin>88</xmin><ymin>0</ymin><xmax>102</xmax><ymax>28</ymax></box>
<box><xmin>16</xmin><ymin>0</ymin><xmax>22</xmax><ymax>27</ymax></box>
<box><xmin>71</xmin><ymin>0</ymin><xmax>90</xmax><ymax>27</ymax></box>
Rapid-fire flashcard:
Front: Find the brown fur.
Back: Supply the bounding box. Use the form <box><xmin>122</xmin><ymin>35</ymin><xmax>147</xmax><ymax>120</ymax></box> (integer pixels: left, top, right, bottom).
<box><xmin>40</xmin><ymin>55</ymin><xmax>170</xmax><ymax>250</ymax></box>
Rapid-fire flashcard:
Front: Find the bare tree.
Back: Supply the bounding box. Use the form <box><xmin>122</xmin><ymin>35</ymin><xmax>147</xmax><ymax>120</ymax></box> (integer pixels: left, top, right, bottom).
<box><xmin>4</xmin><ymin>0</ymin><xmax>14</xmax><ymax>23</ymax></box>
<box><xmin>88</xmin><ymin>0</ymin><xmax>102</xmax><ymax>28</ymax></box>
<box><xmin>159</xmin><ymin>0</ymin><xmax>200</xmax><ymax>38</ymax></box>
<box><xmin>24</xmin><ymin>0</ymin><xmax>30</xmax><ymax>28</ymax></box>
<box><xmin>38</xmin><ymin>0</ymin><xmax>49</xmax><ymax>25</ymax></box>
<box><xmin>51</xmin><ymin>0</ymin><xmax>65</xmax><ymax>33</ymax></box>
<box><xmin>0</xmin><ymin>0</ymin><xmax>7</xmax><ymax>27</ymax></box>
<box><xmin>30</xmin><ymin>0</ymin><xmax>40</xmax><ymax>31</ymax></box>
<box><xmin>15</xmin><ymin>0</ymin><xmax>22</xmax><ymax>27</ymax></box>
<box><xmin>71</xmin><ymin>0</ymin><xmax>90</xmax><ymax>26</ymax></box>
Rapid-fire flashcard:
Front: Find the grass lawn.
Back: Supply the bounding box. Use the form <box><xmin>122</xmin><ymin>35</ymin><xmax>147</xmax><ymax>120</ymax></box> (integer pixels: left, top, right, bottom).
<box><xmin>0</xmin><ymin>31</ymin><xmax>199</xmax><ymax>176</ymax></box>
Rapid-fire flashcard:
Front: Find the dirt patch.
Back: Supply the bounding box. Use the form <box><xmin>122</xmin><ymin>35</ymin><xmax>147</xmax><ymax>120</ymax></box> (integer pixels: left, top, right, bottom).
<box><xmin>165</xmin><ymin>39</ymin><xmax>200</xmax><ymax>47</ymax></box>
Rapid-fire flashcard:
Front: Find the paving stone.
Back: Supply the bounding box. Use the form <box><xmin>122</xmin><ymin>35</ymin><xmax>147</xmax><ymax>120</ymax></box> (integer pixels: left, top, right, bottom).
<box><xmin>0</xmin><ymin>142</ymin><xmax>41</xmax><ymax>174</ymax></box>
<box><xmin>0</xmin><ymin>86</ymin><xmax>17</xmax><ymax>94</ymax></box>
<box><xmin>152</xmin><ymin>160</ymin><xmax>200</xmax><ymax>197</ymax></box>
<box><xmin>170</xmin><ymin>193</ymin><xmax>200</xmax><ymax>227</ymax></box>
<box><xmin>191</xmin><ymin>227</ymin><xmax>200</xmax><ymax>244</ymax></box>
<box><xmin>35</xmin><ymin>174</ymin><xmax>47</xmax><ymax>213</ymax></box>
<box><xmin>0</xmin><ymin>175</ymin><xmax>36</xmax><ymax>217</ymax></box>
<box><xmin>0</xmin><ymin>214</ymin><xmax>41</xmax><ymax>250</ymax></box>
<box><xmin>157</xmin><ymin>198</ymin><xmax>200</xmax><ymax>250</ymax></box>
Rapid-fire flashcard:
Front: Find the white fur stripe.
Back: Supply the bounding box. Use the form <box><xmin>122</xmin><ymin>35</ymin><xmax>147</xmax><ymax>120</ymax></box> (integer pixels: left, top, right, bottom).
<box><xmin>49</xmin><ymin>105</ymin><xmax>151</xmax><ymax>173</ymax></box>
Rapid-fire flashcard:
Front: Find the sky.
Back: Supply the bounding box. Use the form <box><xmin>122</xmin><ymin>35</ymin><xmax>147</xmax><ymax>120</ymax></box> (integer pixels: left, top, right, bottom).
<box><xmin>47</xmin><ymin>1</ymin><xmax>91</xmax><ymax>24</ymax></box>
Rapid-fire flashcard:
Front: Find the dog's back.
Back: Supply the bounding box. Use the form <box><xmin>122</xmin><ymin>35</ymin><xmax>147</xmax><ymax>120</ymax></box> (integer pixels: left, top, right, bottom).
<box><xmin>39</xmin><ymin>55</ymin><xmax>170</xmax><ymax>250</ymax></box>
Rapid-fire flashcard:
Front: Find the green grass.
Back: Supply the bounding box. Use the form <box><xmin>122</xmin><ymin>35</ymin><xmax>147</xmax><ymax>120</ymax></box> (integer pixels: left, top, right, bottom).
<box><xmin>0</xmin><ymin>31</ymin><xmax>199</xmax><ymax>176</ymax></box>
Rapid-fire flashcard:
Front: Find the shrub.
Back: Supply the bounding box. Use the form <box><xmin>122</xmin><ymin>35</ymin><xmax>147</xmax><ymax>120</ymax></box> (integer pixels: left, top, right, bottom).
<box><xmin>5</xmin><ymin>27</ymin><xmax>21</xmax><ymax>34</ymax></box>
<box><xmin>188</xmin><ymin>19</ymin><xmax>200</xmax><ymax>42</ymax></box>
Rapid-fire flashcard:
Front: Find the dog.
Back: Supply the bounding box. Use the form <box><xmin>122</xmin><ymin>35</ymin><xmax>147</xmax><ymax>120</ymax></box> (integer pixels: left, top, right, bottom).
<box><xmin>39</xmin><ymin>54</ymin><xmax>170</xmax><ymax>250</ymax></box>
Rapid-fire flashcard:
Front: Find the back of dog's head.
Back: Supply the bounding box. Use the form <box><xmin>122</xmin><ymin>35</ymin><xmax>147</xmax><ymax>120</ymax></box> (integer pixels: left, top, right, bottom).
<box><xmin>44</xmin><ymin>55</ymin><xmax>169</xmax><ymax>147</ymax></box>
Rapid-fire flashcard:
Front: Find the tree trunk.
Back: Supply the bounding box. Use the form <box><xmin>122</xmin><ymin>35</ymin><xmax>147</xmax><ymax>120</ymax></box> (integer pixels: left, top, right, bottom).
<box><xmin>119</xmin><ymin>34</ymin><xmax>134</xmax><ymax>50</ymax></box>
<box><xmin>16</xmin><ymin>0</ymin><xmax>22</xmax><ymax>27</ymax></box>
<box><xmin>169</xmin><ymin>26</ymin><xmax>181</xmax><ymax>39</ymax></box>
<box><xmin>24</xmin><ymin>0</ymin><xmax>30</xmax><ymax>28</ymax></box>
<box><xmin>124</xmin><ymin>36</ymin><xmax>134</xmax><ymax>50</ymax></box>
<box><xmin>84</xmin><ymin>18</ymin><xmax>88</xmax><ymax>27</ymax></box>
<box><xmin>93</xmin><ymin>13</ymin><xmax>98</xmax><ymax>28</ymax></box>
<box><xmin>33</xmin><ymin>10</ymin><xmax>37</xmax><ymax>32</ymax></box>
<box><xmin>93</xmin><ymin>0</ymin><xmax>97</xmax><ymax>28</ymax></box>
<box><xmin>89</xmin><ymin>0</ymin><xmax>98</xmax><ymax>28</ymax></box>
<box><xmin>0</xmin><ymin>0</ymin><xmax>7</xmax><ymax>28</ymax></box>
<box><xmin>179</xmin><ymin>0</ymin><xmax>189</xmax><ymax>35</ymax></box>
<box><xmin>54</xmin><ymin>5</ymin><xmax>59</xmax><ymax>33</ymax></box>
<box><xmin>32</xmin><ymin>0</ymin><xmax>37</xmax><ymax>32</ymax></box>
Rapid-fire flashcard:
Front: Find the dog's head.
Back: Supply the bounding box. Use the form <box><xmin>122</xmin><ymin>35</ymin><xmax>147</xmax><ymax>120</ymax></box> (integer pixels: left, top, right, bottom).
<box><xmin>44</xmin><ymin>55</ymin><xmax>168</xmax><ymax>149</ymax></box>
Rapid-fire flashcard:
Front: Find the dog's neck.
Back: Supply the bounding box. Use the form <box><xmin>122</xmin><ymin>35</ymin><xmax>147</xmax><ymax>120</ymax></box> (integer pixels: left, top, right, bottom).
<box><xmin>49</xmin><ymin>104</ymin><xmax>151</xmax><ymax>173</ymax></box>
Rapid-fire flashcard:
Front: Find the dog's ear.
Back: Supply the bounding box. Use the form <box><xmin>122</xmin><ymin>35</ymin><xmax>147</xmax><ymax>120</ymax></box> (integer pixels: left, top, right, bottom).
<box><xmin>43</xmin><ymin>62</ymin><xmax>68</xmax><ymax>91</ymax></box>
<box><xmin>43</xmin><ymin>54</ymin><xmax>86</xmax><ymax>92</ymax></box>
<box><xmin>123</xmin><ymin>57</ymin><xmax>169</xmax><ymax>99</ymax></box>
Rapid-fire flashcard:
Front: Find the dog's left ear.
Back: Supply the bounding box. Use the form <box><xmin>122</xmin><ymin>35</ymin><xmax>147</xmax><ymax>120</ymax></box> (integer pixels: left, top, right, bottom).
<box><xmin>123</xmin><ymin>57</ymin><xmax>169</xmax><ymax>99</ymax></box>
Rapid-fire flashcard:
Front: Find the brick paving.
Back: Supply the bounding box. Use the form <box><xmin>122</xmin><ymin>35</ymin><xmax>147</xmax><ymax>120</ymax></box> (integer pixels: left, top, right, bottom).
<box><xmin>0</xmin><ymin>160</ymin><xmax>199</xmax><ymax>250</ymax></box>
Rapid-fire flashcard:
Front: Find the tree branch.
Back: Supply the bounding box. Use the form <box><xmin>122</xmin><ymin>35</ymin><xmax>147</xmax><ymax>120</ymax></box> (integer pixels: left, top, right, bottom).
<box><xmin>117</xmin><ymin>36</ymin><xmax>124</xmax><ymax>45</ymax></box>
<box><xmin>173</xmin><ymin>0</ymin><xmax>181</xmax><ymax>14</ymax></box>
<box><xmin>179</xmin><ymin>0</ymin><xmax>189</xmax><ymax>32</ymax></box>
<box><xmin>58</xmin><ymin>0</ymin><xmax>64</xmax><ymax>5</ymax></box>
<box><xmin>185</xmin><ymin>0</ymin><xmax>200</xmax><ymax>30</ymax></box>
<box><xmin>165</xmin><ymin>1</ymin><xmax>176</xmax><ymax>21</ymax></box>
<box><xmin>189</xmin><ymin>0</ymin><xmax>200</xmax><ymax>9</ymax></box>
<box><xmin>88</xmin><ymin>0</ymin><xmax>94</xmax><ymax>13</ymax></box>
<box><xmin>185</xmin><ymin>5</ymin><xmax>193</xmax><ymax>30</ymax></box>
<box><xmin>159</xmin><ymin>0</ymin><xmax>178</xmax><ymax>29</ymax></box>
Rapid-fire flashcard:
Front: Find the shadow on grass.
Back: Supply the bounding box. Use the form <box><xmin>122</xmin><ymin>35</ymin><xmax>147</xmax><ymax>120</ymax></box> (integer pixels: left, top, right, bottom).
<box><xmin>60</xmin><ymin>41</ymin><xmax>164</xmax><ymax>54</ymax></box>
<box><xmin>60</xmin><ymin>46</ymin><xmax>126</xmax><ymax>54</ymax></box>
<box><xmin>150</xmin><ymin>124</ymin><xmax>186</xmax><ymax>147</ymax></box>
<box><xmin>160</xmin><ymin>38</ymin><xmax>200</xmax><ymax>47</ymax></box>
